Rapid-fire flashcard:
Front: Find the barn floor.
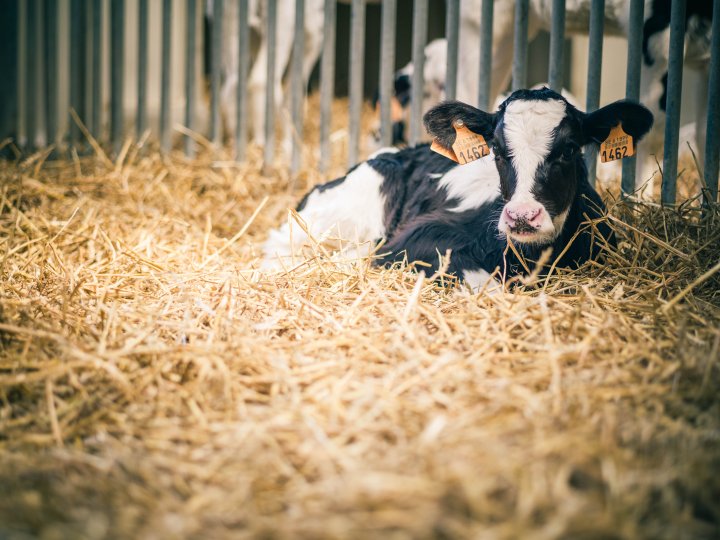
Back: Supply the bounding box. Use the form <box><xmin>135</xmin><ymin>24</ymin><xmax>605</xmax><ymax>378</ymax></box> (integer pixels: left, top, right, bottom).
<box><xmin>1</xmin><ymin>100</ymin><xmax>720</xmax><ymax>539</ymax></box>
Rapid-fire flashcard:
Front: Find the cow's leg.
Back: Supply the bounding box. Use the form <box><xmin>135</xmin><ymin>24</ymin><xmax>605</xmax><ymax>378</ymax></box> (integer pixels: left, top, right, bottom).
<box><xmin>219</xmin><ymin>0</ymin><xmax>240</xmax><ymax>141</ymax></box>
<box><xmin>635</xmin><ymin>24</ymin><xmax>672</xmax><ymax>199</ymax></box>
<box><xmin>280</xmin><ymin>0</ymin><xmax>325</xmax><ymax>159</ymax></box>
<box><xmin>261</xmin><ymin>162</ymin><xmax>388</xmax><ymax>270</ymax></box>
<box><xmin>694</xmin><ymin>65</ymin><xmax>708</xmax><ymax>183</ymax></box>
<box><xmin>248</xmin><ymin>1</ymin><xmax>295</xmax><ymax>147</ymax></box>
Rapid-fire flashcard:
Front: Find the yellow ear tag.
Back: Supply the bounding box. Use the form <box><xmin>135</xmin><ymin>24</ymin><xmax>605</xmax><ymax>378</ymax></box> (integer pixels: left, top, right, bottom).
<box><xmin>451</xmin><ymin>119</ymin><xmax>490</xmax><ymax>165</ymax></box>
<box><xmin>600</xmin><ymin>123</ymin><xmax>635</xmax><ymax>163</ymax></box>
<box><xmin>430</xmin><ymin>119</ymin><xmax>490</xmax><ymax>164</ymax></box>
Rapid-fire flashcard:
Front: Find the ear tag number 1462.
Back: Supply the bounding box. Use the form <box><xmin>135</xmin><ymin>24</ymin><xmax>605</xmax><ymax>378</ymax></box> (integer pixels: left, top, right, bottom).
<box><xmin>452</xmin><ymin>120</ymin><xmax>490</xmax><ymax>165</ymax></box>
<box><xmin>430</xmin><ymin>119</ymin><xmax>489</xmax><ymax>165</ymax></box>
<box><xmin>600</xmin><ymin>123</ymin><xmax>634</xmax><ymax>163</ymax></box>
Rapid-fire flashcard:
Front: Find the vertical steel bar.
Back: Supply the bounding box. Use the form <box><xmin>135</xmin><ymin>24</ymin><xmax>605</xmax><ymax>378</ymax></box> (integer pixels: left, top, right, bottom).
<box><xmin>660</xmin><ymin>0</ymin><xmax>686</xmax><ymax>205</ymax></box>
<box><xmin>379</xmin><ymin>0</ymin><xmax>397</xmax><ymax>147</ymax></box>
<box><xmin>84</xmin><ymin>3</ymin><xmax>92</xmax><ymax>124</ymax></box>
<box><xmin>704</xmin><ymin>0</ymin><xmax>720</xmax><ymax>204</ymax></box>
<box><xmin>0</xmin><ymin>1</ymin><xmax>19</xmax><ymax>147</ymax></box>
<box><xmin>319</xmin><ymin>0</ymin><xmax>336</xmax><ymax>173</ymax></box>
<box><xmin>620</xmin><ymin>0</ymin><xmax>644</xmax><ymax>197</ymax></box>
<box><xmin>26</xmin><ymin>0</ymin><xmax>39</xmax><ymax>150</ymax></box>
<box><xmin>235</xmin><ymin>0</ymin><xmax>250</xmax><ymax>160</ymax></box>
<box><xmin>584</xmin><ymin>0</ymin><xmax>604</xmax><ymax>187</ymax></box>
<box><xmin>91</xmin><ymin>0</ymin><xmax>102</xmax><ymax>139</ymax></box>
<box><xmin>210</xmin><ymin>0</ymin><xmax>224</xmax><ymax>145</ymax></box>
<box><xmin>512</xmin><ymin>0</ymin><xmax>529</xmax><ymax>91</ymax></box>
<box><xmin>185</xmin><ymin>0</ymin><xmax>197</xmax><ymax>157</ymax></box>
<box><xmin>445</xmin><ymin>0</ymin><xmax>460</xmax><ymax>101</ymax></box>
<box><xmin>409</xmin><ymin>0</ymin><xmax>428</xmax><ymax>146</ymax></box>
<box><xmin>290</xmin><ymin>0</ymin><xmax>305</xmax><ymax>177</ymax></box>
<box><xmin>45</xmin><ymin>0</ymin><xmax>59</xmax><ymax>146</ymax></box>
<box><xmin>110</xmin><ymin>0</ymin><xmax>125</xmax><ymax>153</ymax></box>
<box><xmin>160</xmin><ymin>0</ymin><xmax>172</xmax><ymax>152</ymax></box>
<box><xmin>263</xmin><ymin>0</ymin><xmax>277</xmax><ymax>172</ymax></box>
<box><xmin>348</xmin><ymin>0</ymin><xmax>366</xmax><ymax>168</ymax></box>
<box><xmin>137</xmin><ymin>0</ymin><xmax>148</xmax><ymax>138</ymax></box>
<box><xmin>548</xmin><ymin>0</ymin><xmax>565</xmax><ymax>91</ymax></box>
<box><xmin>477</xmin><ymin>0</ymin><xmax>494</xmax><ymax>110</ymax></box>
<box><xmin>69</xmin><ymin>0</ymin><xmax>85</xmax><ymax>146</ymax></box>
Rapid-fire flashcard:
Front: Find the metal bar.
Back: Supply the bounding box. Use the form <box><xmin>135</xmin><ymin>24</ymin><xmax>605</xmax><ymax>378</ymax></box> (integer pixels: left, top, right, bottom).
<box><xmin>69</xmin><ymin>0</ymin><xmax>85</xmax><ymax>146</ymax></box>
<box><xmin>290</xmin><ymin>0</ymin><xmax>305</xmax><ymax>177</ymax></box>
<box><xmin>620</xmin><ymin>0</ymin><xmax>644</xmax><ymax>197</ymax></box>
<box><xmin>137</xmin><ymin>0</ymin><xmax>148</xmax><ymax>138</ymax></box>
<box><xmin>0</xmin><ymin>1</ymin><xmax>19</xmax><ymax>148</ymax></box>
<box><xmin>45</xmin><ymin>0</ymin><xmax>59</xmax><ymax>146</ymax></box>
<box><xmin>110</xmin><ymin>0</ymin><xmax>125</xmax><ymax>153</ymax></box>
<box><xmin>704</xmin><ymin>0</ymin><xmax>720</xmax><ymax>204</ymax></box>
<box><xmin>660</xmin><ymin>0</ymin><xmax>686</xmax><ymax>205</ymax></box>
<box><xmin>348</xmin><ymin>0</ymin><xmax>366</xmax><ymax>168</ymax></box>
<box><xmin>185</xmin><ymin>0</ymin><xmax>197</xmax><ymax>157</ymax></box>
<box><xmin>26</xmin><ymin>0</ymin><xmax>39</xmax><ymax>150</ymax></box>
<box><xmin>210</xmin><ymin>0</ymin><xmax>224</xmax><ymax>145</ymax></box>
<box><xmin>477</xmin><ymin>0</ymin><xmax>494</xmax><ymax>110</ymax></box>
<box><xmin>263</xmin><ymin>0</ymin><xmax>277</xmax><ymax>172</ymax></box>
<box><xmin>548</xmin><ymin>0</ymin><xmax>565</xmax><ymax>91</ymax></box>
<box><xmin>235</xmin><ymin>0</ymin><xmax>250</xmax><ymax>160</ymax></box>
<box><xmin>160</xmin><ymin>0</ymin><xmax>172</xmax><ymax>152</ymax></box>
<box><xmin>445</xmin><ymin>0</ymin><xmax>460</xmax><ymax>101</ymax></box>
<box><xmin>319</xmin><ymin>0</ymin><xmax>336</xmax><ymax>174</ymax></box>
<box><xmin>84</xmin><ymin>3</ymin><xmax>92</xmax><ymax>123</ymax></box>
<box><xmin>512</xmin><ymin>0</ymin><xmax>529</xmax><ymax>91</ymax></box>
<box><xmin>584</xmin><ymin>0</ymin><xmax>604</xmax><ymax>187</ymax></box>
<box><xmin>379</xmin><ymin>0</ymin><xmax>397</xmax><ymax>147</ymax></box>
<box><xmin>91</xmin><ymin>0</ymin><xmax>102</xmax><ymax>139</ymax></box>
<box><xmin>409</xmin><ymin>0</ymin><xmax>428</xmax><ymax>146</ymax></box>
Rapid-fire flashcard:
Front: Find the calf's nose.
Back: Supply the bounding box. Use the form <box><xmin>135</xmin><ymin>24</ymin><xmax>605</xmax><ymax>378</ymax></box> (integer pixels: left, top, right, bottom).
<box><xmin>504</xmin><ymin>204</ymin><xmax>543</xmax><ymax>228</ymax></box>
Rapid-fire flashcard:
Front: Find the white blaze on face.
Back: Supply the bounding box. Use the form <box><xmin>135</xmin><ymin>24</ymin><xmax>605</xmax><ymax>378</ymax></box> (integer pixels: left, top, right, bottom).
<box><xmin>499</xmin><ymin>98</ymin><xmax>568</xmax><ymax>242</ymax></box>
<box><xmin>503</xmin><ymin>98</ymin><xmax>567</xmax><ymax>202</ymax></box>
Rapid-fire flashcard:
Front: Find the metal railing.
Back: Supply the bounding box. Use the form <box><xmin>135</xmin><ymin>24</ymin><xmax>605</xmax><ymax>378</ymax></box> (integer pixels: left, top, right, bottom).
<box><xmin>5</xmin><ymin>0</ymin><xmax>719</xmax><ymax>205</ymax></box>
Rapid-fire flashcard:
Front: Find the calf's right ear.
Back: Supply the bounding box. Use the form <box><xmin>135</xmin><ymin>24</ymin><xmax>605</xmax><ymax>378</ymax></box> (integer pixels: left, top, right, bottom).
<box><xmin>582</xmin><ymin>100</ymin><xmax>654</xmax><ymax>146</ymax></box>
<box><xmin>423</xmin><ymin>101</ymin><xmax>496</xmax><ymax>154</ymax></box>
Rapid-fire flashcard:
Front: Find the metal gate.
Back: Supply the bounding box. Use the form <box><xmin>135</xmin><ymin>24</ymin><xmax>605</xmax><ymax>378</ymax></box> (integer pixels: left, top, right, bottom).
<box><xmin>4</xmin><ymin>0</ymin><xmax>719</xmax><ymax>205</ymax></box>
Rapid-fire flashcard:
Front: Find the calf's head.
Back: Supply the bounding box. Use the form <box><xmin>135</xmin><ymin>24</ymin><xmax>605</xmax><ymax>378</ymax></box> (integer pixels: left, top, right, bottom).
<box><xmin>424</xmin><ymin>88</ymin><xmax>653</xmax><ymax>244</ymax></box>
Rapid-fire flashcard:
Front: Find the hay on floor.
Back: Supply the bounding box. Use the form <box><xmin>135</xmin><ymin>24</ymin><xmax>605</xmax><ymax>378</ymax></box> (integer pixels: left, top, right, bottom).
<box><xmin>1</xmin><ymin>100</ymin><xmax>719</xmax><ymax>539</ymax></box>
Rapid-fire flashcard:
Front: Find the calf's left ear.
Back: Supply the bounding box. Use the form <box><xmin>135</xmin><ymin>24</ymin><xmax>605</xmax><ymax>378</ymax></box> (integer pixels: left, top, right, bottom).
<box><xmin>423</xmin><ymin>101</ymin><xmax>496</xmax><ymax>152</ymax></box>
<box><xmin>582</xmin><ymin>100</ymin><xmax>654</xmax><ymax>146</ymax></box>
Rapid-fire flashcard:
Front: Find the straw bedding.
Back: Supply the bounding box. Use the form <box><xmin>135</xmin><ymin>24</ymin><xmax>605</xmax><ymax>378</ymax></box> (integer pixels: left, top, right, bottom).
<box><xmin>1</xmin><ymin>100</ymin><xmax>719</xmax><ymax>539</ymax></box>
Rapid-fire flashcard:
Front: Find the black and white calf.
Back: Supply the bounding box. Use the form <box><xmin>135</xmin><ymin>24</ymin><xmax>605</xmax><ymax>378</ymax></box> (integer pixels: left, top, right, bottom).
<box><xmin>262</xmin><ymin>88</ymin><xmax>653</xmax><ymax>289</ymax></box>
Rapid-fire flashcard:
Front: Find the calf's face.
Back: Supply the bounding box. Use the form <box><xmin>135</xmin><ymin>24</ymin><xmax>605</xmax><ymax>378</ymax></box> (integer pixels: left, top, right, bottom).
<box><xmin>424</xmin><ymin>88</ymin><xmax>653</xmax><ymax>245</ymax></box>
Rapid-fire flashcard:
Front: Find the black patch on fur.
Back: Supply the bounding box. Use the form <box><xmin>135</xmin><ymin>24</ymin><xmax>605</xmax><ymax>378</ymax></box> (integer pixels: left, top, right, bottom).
<box><xmin>392</xmin><ymin>121</ymin><xmax>406</xmax><ymax>145</ymax></box>
<box><xmin>659</xmin><ymin>72</ymin><xmax>668</xmax><ymax>112</ymax></box>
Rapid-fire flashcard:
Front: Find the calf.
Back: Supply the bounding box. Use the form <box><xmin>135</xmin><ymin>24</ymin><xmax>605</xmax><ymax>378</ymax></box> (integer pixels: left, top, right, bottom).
<box><xmin>262</xmin><ymin>88</ymin><xmax>653</xmax><ymax>289</ymax></box>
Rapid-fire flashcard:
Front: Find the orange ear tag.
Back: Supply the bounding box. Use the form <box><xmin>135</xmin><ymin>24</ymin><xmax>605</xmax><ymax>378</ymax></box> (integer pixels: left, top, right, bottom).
<box><xmin>600</xmin><ymin>123</ymin><xmax>635</xmax><ymax>163</ymax></box>
<box><xmin>390</xmin><ymin>96</ymin><xmax>405</xmax><ymax>123</ymax></box>
<box><xmin>430</xmin><ymin>120</ymin><xmax>490</xmax><ymax>165</ymax></box>
<box><xmin>451</xmin><ymin>120</ymin><xmax>490</xmax><ymax>165</ymax></box>
<box><xmin>431</xmin><ymin>139</ymin><xmax>459</xmax><ymax>162</ymax></box>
